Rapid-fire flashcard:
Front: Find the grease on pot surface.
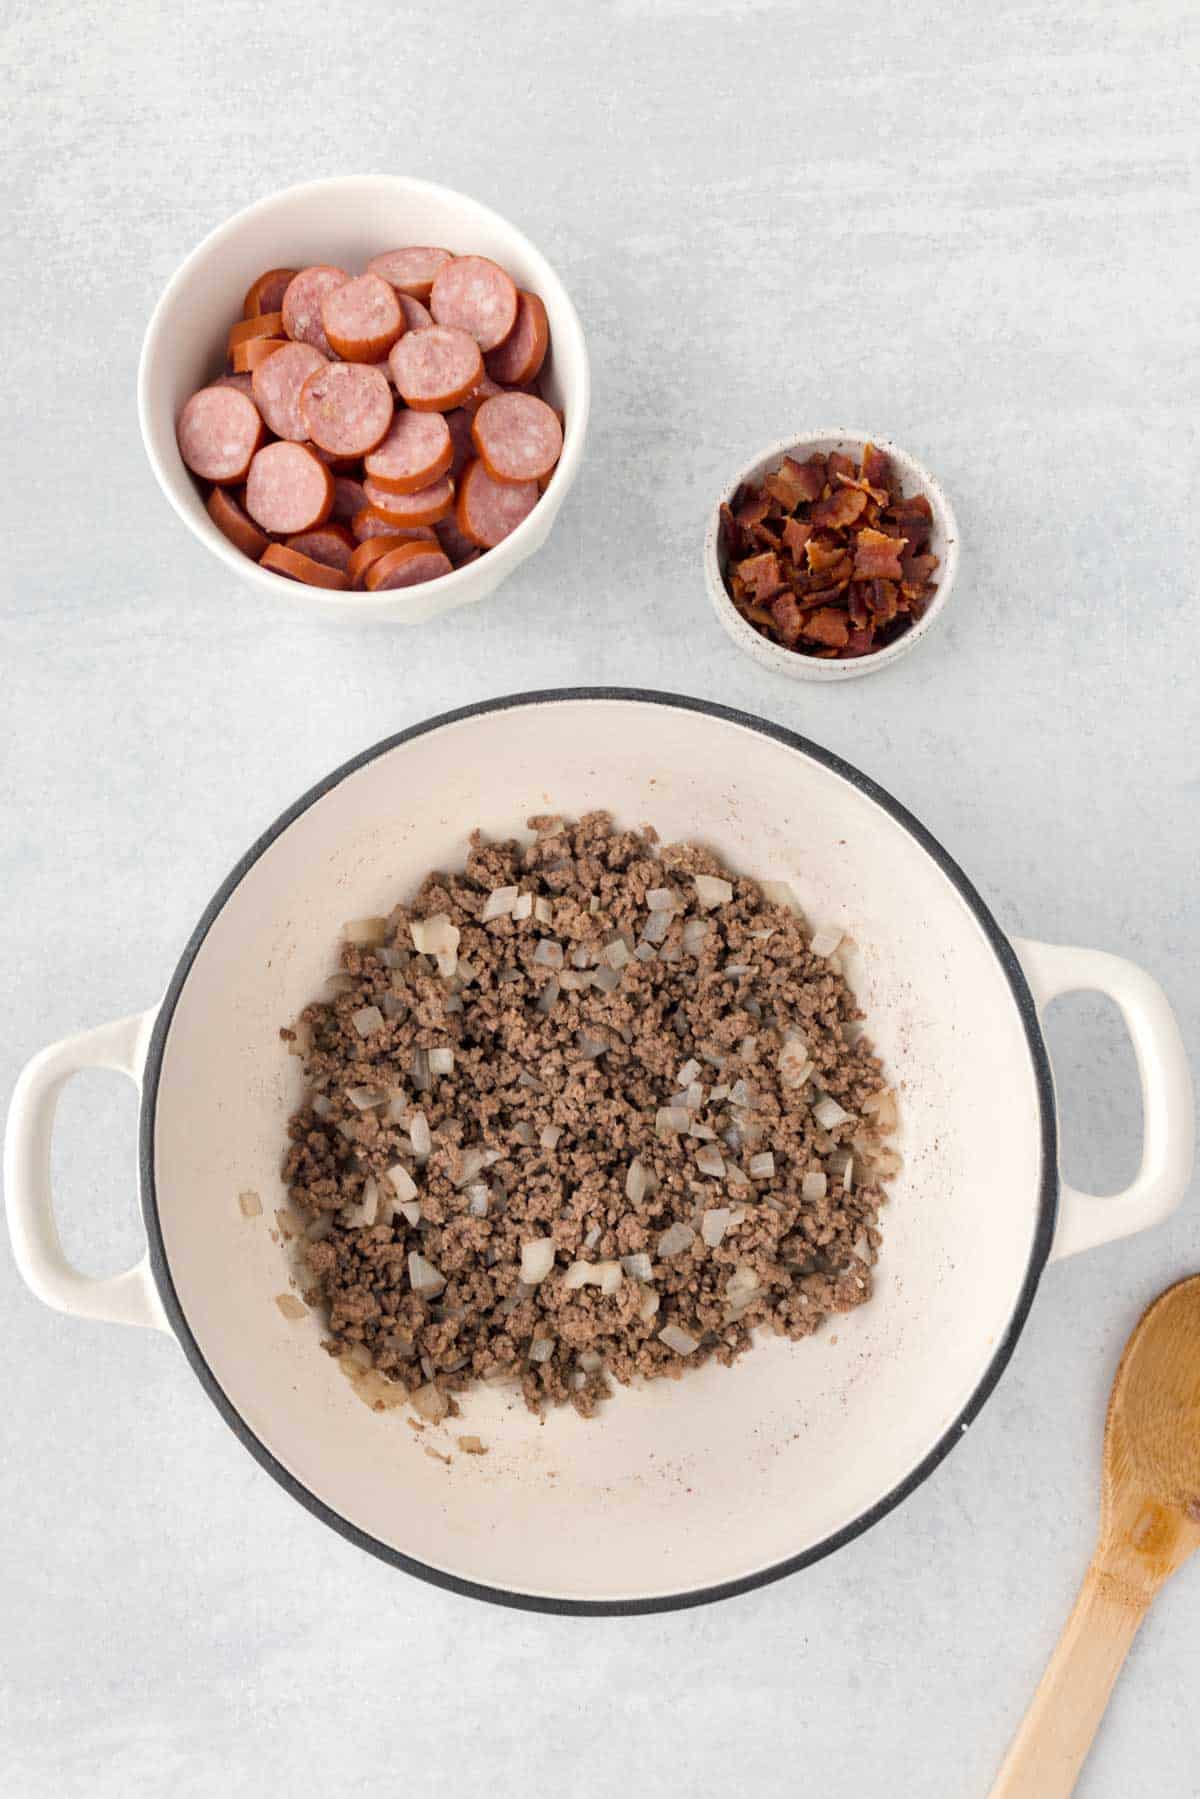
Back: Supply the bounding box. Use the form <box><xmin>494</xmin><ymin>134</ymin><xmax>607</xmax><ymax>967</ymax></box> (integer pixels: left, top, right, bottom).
<box><xmin>279</xmin><ymin>814</ymin><xmax>901</xmax><ymax>1416</ymax></box>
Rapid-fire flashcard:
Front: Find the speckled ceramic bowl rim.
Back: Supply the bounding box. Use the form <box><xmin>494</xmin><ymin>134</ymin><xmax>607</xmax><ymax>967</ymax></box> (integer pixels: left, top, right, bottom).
<box><xmin>703</xmin><ymin>431</ymin><xmax>961</xmax><ymax>681</ymax></box>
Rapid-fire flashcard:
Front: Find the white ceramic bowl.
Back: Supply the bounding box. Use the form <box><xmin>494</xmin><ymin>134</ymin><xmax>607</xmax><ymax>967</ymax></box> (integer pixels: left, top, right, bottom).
<box><xmin>704</xmin><ymin>431</ymin><xmax>960</xmax><ymax>680</ymax></box>
<box><xmin>5</xmin><ymin>692</ymin><xmax>1192</xmax><ymax>1613</ymax></box>
<box><xmin>138</xmin><ymin>176</ymin><xmax>590</xmax><ymax>623</ymax></box>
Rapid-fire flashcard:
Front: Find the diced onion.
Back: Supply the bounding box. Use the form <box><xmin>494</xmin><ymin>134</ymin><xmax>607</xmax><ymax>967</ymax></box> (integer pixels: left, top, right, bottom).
<box><xmin>387</xmin><ymin>1163</ymin><xmax>418</xmax><ymax>1202</ymax></box>
<box><xmin>520</xmin><ymin>1238</ymin><xmax>556</xmax><ymax>1284</ymax></box>
<box><xmin>411</xmin><ymin>1382</ymin><xmax>449</xmax><ymax>1421</ymax></box>
<box><xmin>646</xmin><ymin>887</ymin><xmax>678</xmax><ymax>912</ymax></box>
<box><xmin>592</xmin><ymin>965</ymin><xmax>622</xmax><ymax>994</ymax></box>
<box><xmin>655</xmin><ymin>1106</ymin><xmax>690</xmax><ymax>1137</ymax></box>
<box><xmin>626</xmin><ymin>1157</ymin><xmax>648</xmax><ymax>1204</ymax></box>
<box><xmin>810</xmin><ymin>925</ymin><xmax>843</xmax><ymax>958</ymax></box>
<box><xmin>397</xmin><ymin>1199</ymin><xmax>421</xmax><ymax>1226</ymax></box>
<box><xmin>602</xmin><ymin>937</ymin><xmax>631</xmax><ymax>969</ymax></box>
<box><xmin>530</xmin><ymin>1337</ymin><xmax>555</xmax><ymax>1363</ymax></box>
<box><xmin>512</xmin><ymin>893</ymin><xmax>533</xmax><ymax>921</ymax></box>
<box><xmin>238</xmin><ymin>1190</ymin><xmax>262</xmax><ymax>1218</ymax></box>
<box><xmin>726</xmin><ymin>1264</ymin><xmax>760</xmax><ymax>1306</ymax></box>
<box><xmin>533</xmin><ymin>938</ymin><xmax>564</xmax><ymax>968</ymax></box>
<box><xmin>408</xmin><ymin>1252</ymin><xmax>445</xmax><ymax>1297</ymax></box>
<box><xmin>577</xmin><ymin>1350</ymin><xmax>604</xmax><ymax>1373</ymax></box>
<box><xmin>749</xmin><ymin>1152</ymin><xmax>775</xmax><ymax>1179</ymax></box>
<box><xmin>814</xmin><ymin>1096</ymin><xmax>852</xmax><ymax>1130</ymax></box>
<box><xmin>598</xmin><ymin>1261</ymin><xmax>622</xmax><ymax>1296</ymax></box>
<box><xmin>701</xmin><ymin>1206</ymin><xmax>731</xmax><ymax>1247</ymax></box>
<box><xmin>534</xmin><ymin>897</ymin><xmax>554</xmax><ymax>925</ymax></box>
<box><xmin>621</xmin><ymin>1251</ymin><xmax>653</xmax><ymax>1281</ymax></box>
<box><xmin>410</xmin><ymin>915</ymin><xmax>461</xmax><ymax>975</ymax></box>
<box><xmin>539</xmin><ymin>1125</ymin><xmax>562</xmax><ymax>1150</ymax></box>
<box><xmin>761</xmin><ymin>880</ymin><xmax>802</xmax><ymax>913</ymax></box>
<box><xmin>410</xmin><ymin>1048</ymin><xmax>431</xmax><ymax>1092</ymax></box>
<box><xmin>482</xmin><ymin>885</ymin><xmax>518</xmax><ymax>922</ymax></box>
<box><xmin>779</xmin><ymin>1042</ymin><xmax>814</xmax><ymax>1090</ymax></box>
<box><xmin>659</xmin><ymin>1323</ymin><xmax>698</xmax><ymax>1355</ymax></box>
<box><xmin>638</xmin><ymin>1287</ymin><xmax>661</xmax><ymax>1322</ymax></box>
<box><xmin>351</xmin><ymin>1005</ymin><xmax>383</xmax><ymax>1039</ymax></box>
<box><xmin>428</xmin><ymin>1047</ymin><xmax>454</xmax><ymax>1076</ymax></box>
<box><xmin>641</xmin><ymin>910</ymin><xmax>673</xmax><ymax>945</ymax></box>
<box><xmin>677</xmin><ymin>1058</ymin><xmax>702</xmax><ymax>1087</ymax></box>
<box><xmin>536</xmin><ymin>977</ymin><xmax>560</xmax><ymax>1014</ymax></box>
<box><xmin>576</xmin><ymin>1032</ymin><xmax>607</xmax><ymax>1059</ymax></box>
<box><xmin>275</xmin><ymin>1294</ymin><xmax>307</xmax><ymax>1320</ymax></box>
<box><xmin>802</xmin><ymin>1170</ymin><xmax>828</xmax><ymax>1201</ymax></box>
<box><xmin>563</xmin><ymin>1260</ymin><xmax>592</xmax><ymax>1290</ymax></box>
<box><xmin>583</xmin><ymin>1225</ymin><xmax>601</xmax><ymax>1251</ymax></box>
<box><xmin>409</xmin><ymin>1111</ymin><xmax>432</xmax><ymax>1160</ymax></box>
<box><xmin>657</xmin><ymin>1222</ymin><xmax>695</xmax><ymax>1257</ymax></box>
<box><xmin>696</xmin><ymin>1145</ymin><xmax>726</xmax><ymax>1179</ymax></box>
<box><xmin>311</xmin><ymin>1093</ymin><xmax>332</xmax><ymax>1119</ymax></box>
<box><xmin>466</xmin><ymin>1184</ymin><xmax>489</xmax><ymax>1217</ymax></box>
<box><xmin>694</xmin><ymin>875</ymin><xmax>733</xmax><ymax>910</ymax></box>
<box><xmin>513</xmin><ymin>1120</ymin><xmax>537</xmax><ymax>1146</ymax></box>
<box><xmin>635</xmin><ymin>942</ymin><xmax>658</xmax><ymax>963</ymax></box>
<box><xmin>681</xmin><ymin>918</ymin><xmax>710</xmax><ymax>955</ymax></box>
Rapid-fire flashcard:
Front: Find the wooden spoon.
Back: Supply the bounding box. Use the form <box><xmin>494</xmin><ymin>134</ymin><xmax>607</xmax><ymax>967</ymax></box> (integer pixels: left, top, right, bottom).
<box><xmin>992</xmin><ymin>1274</ymin><xmax>1200</xmax><ymax>1797</ymax></box>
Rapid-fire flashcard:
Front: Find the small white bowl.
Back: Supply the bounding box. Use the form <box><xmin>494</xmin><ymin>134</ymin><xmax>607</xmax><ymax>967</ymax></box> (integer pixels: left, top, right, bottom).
<box><xmin>138</xmin><ymin>175</ymin><xmax>590</xmax><ymax>624</ymax></box>
<box><xmin>704</xmin><ymin>430</ymin><xmax>960</xmax><ymax>681</ymax></box>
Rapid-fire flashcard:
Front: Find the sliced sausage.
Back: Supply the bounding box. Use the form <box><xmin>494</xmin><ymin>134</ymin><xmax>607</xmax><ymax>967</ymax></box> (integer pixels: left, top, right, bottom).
<box><xmin>459</xmin><ymin>373</ymin><xmax>503</xmax><ymax>415</ymax></box>
<box><xmin>360</xmin><ymin>474</ymin><xmax>455</xmax><ymax>527</ymax></box>
<box><xmin>299</xmin><ymin>363</ymin><xmax>394</xmax><ymax>457</ymax></box>
<box><xmin>436</xmin><ymin>512</ymin><xmax>484</xmax><ymax>567</ymax></box>
<box><xmin>430</xmin><ymin>256</ymin><xmax>518</xmax><ymax>352</ymax></box>
<box><xmin>348</xmin><ymin>531</ymin><xmax>437</xmax><ymax>587</ymax></box>
<box><xmin>367</xmin><ymin>247</ymin><xmax>453</xmax><ymax>301</ymax></box>
<box><xmin>281</xmin><ymin>265</ymin><xmax>350</xmax><ymax>355</ymax></box>
<box><xmin>216</xmin><ymin>371</ymin><xmax>255</xmax><ymax>399</ymax></box>
<box><xmin>485</xmin><ymin>291</ymin><xmax>550</xmax><ymax>386</ymax></box>
<box><xmin>388</xmin><ymin>325</ymin><xmax>481</xmax><ymax>411</ymax></box>
<box><xmin>245</xmin><ymin>442</ymin><xmax>333</xmax><ymax>535</ymax></box>
<box><xmin>207</xmin><ymin>485</ymin><xmax>270</xmax><ymax>559</ymax></box>
<box><xmin>456</xmin><ymin>458</ymin><xmax>538</xmax><ymax>548</ymax></box>
<box><xmin>251</xmin><ymin>341</ymin><xmax>327</xmax><ymax>441</ymax></box>
<box><xmin>260</xmin><ymin>543</ymin><xmax>350</xmax><ymax>591</ymax></box>
<box><xmin>445</xmin><ymin>408</ymin><xmax>476</xmax><ymax>478</ymax></box>
<box><xmin>320</xmin><ymin>273</ymin><xmax>404</xmax><ymax>362</ymax></box>
<box><xmin>228</xmin><ymin>311</ymin><xmax>285</xmax><ymax>353</ymax></box>
<box><xmin>285</xmin><ymin>523</ymin><xmax>356</xmax><ymax>572</ymax></box>
<box><xmin>471</xmin><ymin>393</ymin><xmax>563</xmax><ymax>485</ymax></box>
<box><xmin>331</xmin><ymin>475</ymin><xmax>368</xmax><ymax>524</ymax></box>
<box><xmin>364</xmin><ymin>411</ymin><xmax>452</xmax><ymax>493</ymax></box>
<box><xmin>363</xmin><ymin>541</ymin><xmax>453</xmax><ymax>591</ymax></box>
<box><xmin>231</xmin><ymin>337</ymin><xmax>287</xmax><ymax>374</ymax></box>
<box><xmin>243</xmin><ymin>267</ymin><xmax>298</xmax><ymax>318</ymax></box>
<box><xmin>397</xmin><ymin>294</ymin><xmax>433</xmax><ymax>332</ymax></box>
<box><xmin>177</xmin><ymin>386</ymin><xmax>263</xmax><ymax>484</ymax></box>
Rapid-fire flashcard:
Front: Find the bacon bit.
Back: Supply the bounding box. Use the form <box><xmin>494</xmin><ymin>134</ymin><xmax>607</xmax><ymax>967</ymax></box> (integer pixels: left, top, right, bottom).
<box><xmin>852</xmin><ymin>528</ymin><xmax>906</xmax><ymax>581</ymax></box>
<box><xmin>735</xmin><ymin>550</ymin><xmax>785</xmax><ymax>602</ymax></box>
<box><xmin>782</xmin><ymin>516</ymin><xmax>812</xmax><ymax>560</ymax></box>
<box><xmin>811</xmin><ymin>487</ymin><xmax>867</xmax><ymax>530</ymax></box>
<box><xmin>720</xmin><ymin>443</ymin><xmax>940</xmax><ymax>660</ymax></box>
<box><xmin>772</xmin><ymin>592</ymin><xmax>803</xmax><ymax>645</ymax></box>
<box><xmin>861</xmin><ymin>443</ymin><xmax>891</xmax><ymax>488</ymax></box>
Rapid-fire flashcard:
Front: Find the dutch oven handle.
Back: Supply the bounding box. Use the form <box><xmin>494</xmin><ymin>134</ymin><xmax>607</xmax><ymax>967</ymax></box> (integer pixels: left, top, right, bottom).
<box><xmin>1013</xmin><ymin>939</ymin><xmax>1194</xmax><ymax>1259</ymax></box>
<box><xmin>3</xmin><ymin>1009</ymin><xmax>169</xmax><ymax>1330</ymax></box>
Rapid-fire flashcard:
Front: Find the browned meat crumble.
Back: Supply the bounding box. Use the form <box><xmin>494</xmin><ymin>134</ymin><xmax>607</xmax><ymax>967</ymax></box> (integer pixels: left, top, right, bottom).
<box><xmin>280</xmin><ymin>813</ymin><xmax>901</xmax><ymax>1417</ymax></box>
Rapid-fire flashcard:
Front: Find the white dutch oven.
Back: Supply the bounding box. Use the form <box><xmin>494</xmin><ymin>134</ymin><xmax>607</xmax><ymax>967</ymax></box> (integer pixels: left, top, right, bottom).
<box><xmin>5</xmin><ymin>692</ymin><xmax>1192</xmax><ymax>1614</ymax></box>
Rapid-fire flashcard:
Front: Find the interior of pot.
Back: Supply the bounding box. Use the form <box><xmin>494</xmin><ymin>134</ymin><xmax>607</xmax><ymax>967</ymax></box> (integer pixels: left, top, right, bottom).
<box><xmin>148</xmin><ymin>694</ymin><xmax>1050</xmax><ymax>1606</ymax></box>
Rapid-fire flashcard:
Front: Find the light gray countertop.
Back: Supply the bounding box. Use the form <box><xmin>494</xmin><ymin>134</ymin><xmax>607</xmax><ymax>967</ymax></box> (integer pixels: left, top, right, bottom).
<box><xmin>2</xmin><ymin>2</ymin><xmax>1198</xmax><ymax>1793</ymax></box>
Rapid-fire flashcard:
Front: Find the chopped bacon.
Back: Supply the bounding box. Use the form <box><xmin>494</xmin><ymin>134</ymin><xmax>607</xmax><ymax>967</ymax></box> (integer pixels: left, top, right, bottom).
<box><xmin>771</xmin><ymin>592</ymin><xmax>802</xmax><ymax>645</ymax></box>
<box><xmin>782</xmin><ymin>516</ymin><xmax>813</xmax><ymax>560</ymax></box>
<box><xmin>735</xmin><ymin>550</ymin><xmax>785</xmax><ymax>602</ymax></box>
<box><xmin>719</xmin><ymin>442</ymin><xmax>938</xmax><ymax>660</ymax></box>
<box><xmin>802</xmin><ymin>607</ymin><xmax>851</xmax><ymax>648</ymax></box>
<box><xmin>852</xmin><ymin>528</ymin><xmax>906</xmax><ymax>580</ymax></box>
<box><xmin>811</xmin><ymin>486</ymin><xmax>868</xmax><ymax>530</ymax></box>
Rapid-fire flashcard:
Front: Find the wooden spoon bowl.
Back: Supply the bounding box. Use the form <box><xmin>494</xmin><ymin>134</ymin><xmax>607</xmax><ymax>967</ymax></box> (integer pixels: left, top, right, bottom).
<box><xmin>992</xmin><ymin>1274</ymin><xmax>1200</xmax><ymax>1796</ymax></box>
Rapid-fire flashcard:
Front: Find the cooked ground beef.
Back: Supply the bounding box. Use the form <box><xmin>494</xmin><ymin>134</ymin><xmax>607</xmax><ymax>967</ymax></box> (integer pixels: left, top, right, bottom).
<box><xmin>280</xmin><ymin>813</ymin><xmax>900</xmax><ymax>1417</ymax></box>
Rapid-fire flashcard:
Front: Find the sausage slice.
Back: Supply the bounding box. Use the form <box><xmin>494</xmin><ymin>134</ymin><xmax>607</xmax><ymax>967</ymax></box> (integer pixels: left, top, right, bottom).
<box><xmin>320</xmin><ymin>274</ymin><xmax>404</xmax><ymax>362</ymax></box>
<box><xmin>430</xmin><ymin>256</ymin><xmax>518</xmax><ymax>352</ymax></box>
<box><xmin>367</xmin><ymin>247</ymin><xmax>453</xmax><ymax>300</ymax></box>
<box><xmin>455</xmin><ymin>458</ymin><xmax>538</xmax><ymax>548</ymax></box>
<box><xmin>364</xmin><ymin>411</ymin><xmax>452</xmax><ymax>494</ymax></box>
<box><xmin>281</xmin><ymin>265</ymin><xmax>350</xmax><ymax>355</ymax></box>
<box><xmin>388</xmin><ymin>325</ymin><xmax>482</xmax><ymax>411</ymax></box>
<box><xmin>177</xmin><ymin>386</ymin><xmax>263</xmax><ymax>484</ymax></box>
<box><xmin>207</xmin><ymin>486</ymin><xmax>270</xmax><ymax>558</ymax></box>
<box><xmin>299</xmin><ymin>363</ymin><xmax>394</xmax><ymax>457</ymax></box>
<box><xmin>245</xmin><ymin>442</ymin><xmax>334</xmax><ymax>534</ymax></box>
<box><xmin>243</xmin><ymin>268</ymin><xmax>298</xmax><ymax>318</ymax></box>
<box><xmin>485</xmin><ymin>291</ymin><xmax>550</xmax><ymax>386</ymax></box>
<box><xmin>251</xmin><ymin>341</ymin><xmax>327</xmax><ymax>441</ymax></box>
<box><xmin>260</xmin><ymin>543</ymin><xmax>350</xmax><ymax>591</ymax></box>
<box><xmin>360</xmin><ymin>473</ymin><xmax>455</xmax><ymax>527</ymax></box>
<box><xmin>471</xmin><ymin>393</ymin><xmax>563</xmax><ymax>485</ymax></box>
<box><xmin>363</xmin><ymin>541</ymin><xmax>454</xmax><ymax>590</ymax></box>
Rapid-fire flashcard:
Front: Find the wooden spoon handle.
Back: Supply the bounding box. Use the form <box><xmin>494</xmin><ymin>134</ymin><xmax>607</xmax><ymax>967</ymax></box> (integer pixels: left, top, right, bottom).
<box><xmin>990</xmin><ymin>1559</ymin><xmax>1149</xmax><ymax>1798</ymax></box>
